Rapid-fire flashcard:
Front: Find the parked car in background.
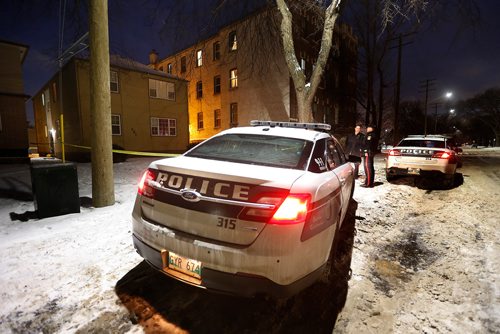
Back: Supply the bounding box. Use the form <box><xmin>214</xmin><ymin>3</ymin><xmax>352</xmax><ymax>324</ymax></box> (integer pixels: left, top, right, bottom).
<box><xmin>385</xmin><ymin>135</ymin><xmax>461</xmax><ymax>188</ymax></box>
<box><xmin>131</xmin><ymin>120</ymin><xmax>358</xmax><ymax>298</ymax></box>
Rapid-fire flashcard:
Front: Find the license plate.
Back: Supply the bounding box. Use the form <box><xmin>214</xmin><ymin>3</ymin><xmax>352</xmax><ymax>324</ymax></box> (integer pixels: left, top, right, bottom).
<box><xmin>408</xmin><ymin>168</ymin><xmax>420</xmax><ymax>175</ymax></box>
<box><xmin>167</xmin><ymin>251</ymin><xmax>202</xmax><ymax>279</ymax></box>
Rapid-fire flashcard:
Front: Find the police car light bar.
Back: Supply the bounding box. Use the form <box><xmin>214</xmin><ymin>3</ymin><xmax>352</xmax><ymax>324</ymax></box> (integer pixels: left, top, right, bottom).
<box><xmin>250</xmin><ymin>120</ymin><xmax>331</xmax><ymax>131</ymax></box>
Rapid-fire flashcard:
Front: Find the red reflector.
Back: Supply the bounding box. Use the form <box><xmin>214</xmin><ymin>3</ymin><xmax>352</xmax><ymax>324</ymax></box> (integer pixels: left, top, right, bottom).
<box><xmin>270</xmin><ymin>194</ymin><xmax>310</xmax><ymax>224</ymax></box>
<box><xmin>138</xmin><ymin>170</ymin><xmax>155</xmax><ymax>196</ymax></box>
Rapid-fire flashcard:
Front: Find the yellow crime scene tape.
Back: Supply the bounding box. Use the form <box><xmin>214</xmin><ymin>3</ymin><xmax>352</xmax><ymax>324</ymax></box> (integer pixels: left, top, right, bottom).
<box><xmin>63</xmin><ymin>143</ymin><xmax>180</xmax><ymax>157</ymax></box>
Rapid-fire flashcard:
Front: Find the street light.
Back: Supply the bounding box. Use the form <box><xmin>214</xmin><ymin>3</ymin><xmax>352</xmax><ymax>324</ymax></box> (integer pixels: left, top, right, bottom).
<box><xmin>430</xmin><ymin>91</ymin><xmax>454</xmax><ymax>134</ymax></box>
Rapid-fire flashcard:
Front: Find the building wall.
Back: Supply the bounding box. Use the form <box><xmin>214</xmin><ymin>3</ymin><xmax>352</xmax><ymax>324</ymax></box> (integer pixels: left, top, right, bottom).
<box><xmin>156</xmin><ymin>9</ymin><xmax>357</xmax><ymax>143</ymax></box>
<box><xmin>158</xmin><ymin>11</ymin><xmax>291</xmax><ymax>143</ymax></box>
<box><xmin>0</xmin><ymin>41</ymin><xmax>29</xmax><ymax>157</ymax></box>
<box><xmin>33</xmin><ymin>58</ymin><xmax>189</xmax><ymax>161</ymax></box>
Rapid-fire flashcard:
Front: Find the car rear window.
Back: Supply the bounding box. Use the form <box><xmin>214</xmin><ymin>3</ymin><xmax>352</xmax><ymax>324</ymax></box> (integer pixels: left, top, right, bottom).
<box><xmin>398</xmin><ymin>139</ymin><xmax>446</xmax><ymax>148</ymax></box>
<box><xmin>186</xmin><ymin>134</ymin><xmax>313</xmax><ymax>170</ymax></box>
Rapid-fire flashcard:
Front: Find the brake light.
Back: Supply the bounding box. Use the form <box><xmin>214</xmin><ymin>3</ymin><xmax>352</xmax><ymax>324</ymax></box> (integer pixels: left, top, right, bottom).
<box><xmin>432</xmin><ymin>151</ymin><xmax>450</xmax><ymax>159</ymax></box>
<box><xmin>432</xmin><ymin>151</ymin><xmax>457</xmax><ymax>163</ymax></box>
<box><xmin>270</xmin><ymin>194</ymin><xmax>311</xmax><ymax>224</ymax></box>
<box><xmin>389</xmin><ymin>149</ymin><xmax>401</xmax><ymax>156</ymax></box>
<box><xmin>138</xmin><ymin>169</ymin><xmax>155</xmax><ymax>197</ymax></box>
<box><xmin>239</xmin><ymin>192</ymin><xmax>311</xmax><ymax>224</ymax></box>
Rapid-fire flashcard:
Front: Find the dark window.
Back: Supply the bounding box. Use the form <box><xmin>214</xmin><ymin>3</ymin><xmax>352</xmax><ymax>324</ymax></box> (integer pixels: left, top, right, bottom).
<box><xmin>196</xmin><ymin>81</ymin><xmax>203</xmax><ymax>98</ymax></box>
<box><xmin>197</xmin><ymin>112</ymin><xmax>204</xmax><ymax>130</ymax></box>
<box><xmin>181</xmin><ymin>56</ymin><xmax>186</xmax><ymax>73</ymax></box>
<box><xmin>213</xmin><ymin>41</ymin><xmax>220</xmax><ymax>61</ymax></box>
<box><xmin>230</xmin><ymin>103</ymin><xmax>238</xmax><ymax>127</ymax></box>
<box><xmin>214</xmin><ymin>109</ymin><xmax>221</xmax><ymax>128</ymax></box>
<box><xmin>214</xmin><ymin>75</ymin><xmax>221</xmax><ymax>94</ymax></box>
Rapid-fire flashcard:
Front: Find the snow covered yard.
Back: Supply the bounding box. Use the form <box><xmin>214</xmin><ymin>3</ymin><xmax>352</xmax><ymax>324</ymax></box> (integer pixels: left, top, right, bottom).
<box><xmin>0</xmin><ymin>149</ymin><xmax>499</xmax><ymax>333</ymax></box>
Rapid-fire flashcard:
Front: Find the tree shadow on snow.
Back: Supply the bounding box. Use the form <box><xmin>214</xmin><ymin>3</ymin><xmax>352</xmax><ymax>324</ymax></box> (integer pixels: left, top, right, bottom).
<box><xmin>115</xmin><ymin>201</ymin><xmax>358</xmax><ymax>334</ymax></box>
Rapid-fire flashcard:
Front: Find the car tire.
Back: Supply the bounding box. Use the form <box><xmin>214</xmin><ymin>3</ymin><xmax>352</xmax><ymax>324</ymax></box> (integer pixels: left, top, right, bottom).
<box><xmin>386</xmin><ymin>172</ymin><xmax>395</xmax><ymax>182</ymax></box>
<box><xmin>319</xmin><ymin>216</ymin><xmax>341</xmax><ymax>284</ymax></box>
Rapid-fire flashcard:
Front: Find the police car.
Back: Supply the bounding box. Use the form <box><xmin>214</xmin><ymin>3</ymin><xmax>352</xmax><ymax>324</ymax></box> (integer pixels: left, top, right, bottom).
<box><xmin>131</xmin><ymin>121</ymin><xmax>357</xmax><ymax>298</ymax></box>
<box><xmin>386</xmin><ymin>135</ymin><xmax>460</xmax><ymax>187</ymax></box>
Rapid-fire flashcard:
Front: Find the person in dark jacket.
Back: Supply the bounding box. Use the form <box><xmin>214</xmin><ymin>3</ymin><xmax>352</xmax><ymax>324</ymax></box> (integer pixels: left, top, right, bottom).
<box><xmin>361</xmin><ymin>125</ymin><xmax>378</xmax><ymax>188</ymax></box>
<box><xmin>345</xmin><ymin>124</ymin><xmax>365</xmax><ymax>178</ymax></box>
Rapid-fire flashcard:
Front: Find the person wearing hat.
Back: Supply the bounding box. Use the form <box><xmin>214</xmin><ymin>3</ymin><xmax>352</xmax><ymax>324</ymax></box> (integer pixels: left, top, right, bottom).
<box><xmin>361</xmin><ymin>125</ymin><xmax>378</xmax><ymax>188</ymax></box>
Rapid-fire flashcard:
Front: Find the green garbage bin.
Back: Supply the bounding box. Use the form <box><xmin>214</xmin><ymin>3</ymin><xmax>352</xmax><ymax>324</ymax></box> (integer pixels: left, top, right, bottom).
<box><xmin>30</xmin><ymin>161</ymin><xmax>80</xmax><ymax>219</ymax></box>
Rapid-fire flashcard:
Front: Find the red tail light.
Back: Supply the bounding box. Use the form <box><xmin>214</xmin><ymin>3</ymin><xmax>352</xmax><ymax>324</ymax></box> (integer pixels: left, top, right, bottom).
<box><xmin>239</xmin><ymin>193</ymin><xmax>311</xmax><ymax>224</ymax></box>
<box><xmin>432</xmin><ymin>151</ymin><xmax>457</xmax><ymax>163</ymax></box>
<box><xmin>389</xmin><ymin>149</ymin><xmax>401</xmax><ymax>156</ymax></box>
<box><xmin>270</xmin><ymin>194</ymin><xmax>311</xmax><ymax>224</ymax></box>
<box><xmin>138</xmin><ymin>170</ymin><xmax>155</xmax><ymax>197</ymax></box>
<box><xmin>432</xmin><ymin>151</ymin><xmax>451</xmax><ymax>159</ymax></box>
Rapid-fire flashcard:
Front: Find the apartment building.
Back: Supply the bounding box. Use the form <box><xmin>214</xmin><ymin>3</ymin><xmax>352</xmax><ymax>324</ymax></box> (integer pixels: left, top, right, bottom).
<box><xmin>0</xmin><ymin>39</ymin><xmax>30</xmax><ymax>160</ymax></box>
<box><xmin>32</xmin><ymin>55</ymin><xmax>189</xmax><ymax>161</ymax></box>
<box><xmin>152</xmin><ymin>7</ymin><xmax>357</xmax><ymax>143</ymax></box>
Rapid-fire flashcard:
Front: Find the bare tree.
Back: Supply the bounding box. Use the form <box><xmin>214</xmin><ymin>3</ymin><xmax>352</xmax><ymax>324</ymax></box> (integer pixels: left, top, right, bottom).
<box><xmin>275</xmin><ymin>0</ymin><xmax>342</xmax><ymax>122</ymax></box>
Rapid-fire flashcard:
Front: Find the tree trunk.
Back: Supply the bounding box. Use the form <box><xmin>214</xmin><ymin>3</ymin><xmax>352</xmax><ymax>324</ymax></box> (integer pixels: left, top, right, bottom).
<box><xmin>276</xmin><ymin>0</ymin><xmax>341</xmax><ymax>123</ymax></box>
<box><xmin>89</xmin><ymin>0</ymin><xmax>114</xmax><ymax>207</ymax></box>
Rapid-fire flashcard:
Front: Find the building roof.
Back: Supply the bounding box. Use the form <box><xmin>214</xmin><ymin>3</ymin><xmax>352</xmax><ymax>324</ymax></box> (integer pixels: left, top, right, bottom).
<box><xmin>0</xmin><ymin>39</ymin><xmax>29</xmax><ymax>64</ymax></box>
<box><xmin>107</xmin><ymin>54</ymin><xmax>185</xmax><ymax>81</ymax></box>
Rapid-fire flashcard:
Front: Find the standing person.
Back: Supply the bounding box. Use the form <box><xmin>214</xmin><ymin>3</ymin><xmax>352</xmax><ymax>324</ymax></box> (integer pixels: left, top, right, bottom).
<box><xmin>361</xmin><ymin>125</ymin><xmax>378</xmax><ymax>188</ymax></box>
<box><xmin>345</xmin><ymin>124</ymin><xmax>365</xmax><ymax>178</ymax></box>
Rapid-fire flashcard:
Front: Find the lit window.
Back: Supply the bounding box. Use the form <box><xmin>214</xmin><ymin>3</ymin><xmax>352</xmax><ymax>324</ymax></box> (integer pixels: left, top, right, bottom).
<box><xmin>196</xmin><ymin>49</ymin><xmax>203</xmax><ymax>67</ymax></box>
<box><xmin>197</xmin><ymin>112</ymin><xmax>204</xmax><ymax>130</ymax></box>
<box><xmin>181</xmin><ymin>56</ymin><xmax>186</xmax><ymax>73</ymax></box>
<box><xmin>213</xmin><ymin>41</ymin><xmax>220</xmax><ymax>61</ymax></box>
<box><xmin>149</xmin><ymin>79</ymin><xmax>175</xmax><ymax>100</ymax></box>
<box><xmin>214</xmin><ymin>75</ymin><xmax>221</xmax><ymax>94</ymax></box>
<box><xmin>230</xmin><ymin>103</ymin><xmax>238</xmax><ymax>127</ymax></box>
<box><xmin>111</xmin><ymin>114</ymin><xmax>121</xmax><ymax>135</ymax></box>
<box><xmin>196</xmin><ymin>81</ymin><xmax>203</xmax><ymax>98</ymax></box>
<box><xmin>228</xmin><ymin>31</ymin><xmax>237</xmax><ymax>51</ymax></box>
<box><xmin>110</xmin><ymin>70</ymin><xmax>119</xmax><ymax>93</ymax></box>
<box><xmin>151</xmin><ymin>117</ymin><xmax>176</xmax><ymax>136</ymax></box>
<box><xmin>230</xmin><ymin>68</ymin><xmax>238</xmax><ymax>89</ymax></box>
<box><xmin>167</xmin><ymin>63</ymin><xmax>173</xmax><ymax>74</ymax></box>
<box><xmin>214</xmin><ymin>109</ymin><xmax>221</xmax><ymax>128</ymax></box>
<box><xmin>301</xmin><ymin>58</ymin><xmax>306</xmax><ymax>70</ymax></box>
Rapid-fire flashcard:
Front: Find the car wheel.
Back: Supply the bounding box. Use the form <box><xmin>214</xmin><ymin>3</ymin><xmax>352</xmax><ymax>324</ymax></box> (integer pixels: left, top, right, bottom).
<box><xmin>386</xmin><ymin>172</ymin><xmax>395</xmax><ymax>182</ymax></box>
<box><xmin>319</xmin><ymin>216</ymin><xmax>341</xmax><ymax>284</ymax></box>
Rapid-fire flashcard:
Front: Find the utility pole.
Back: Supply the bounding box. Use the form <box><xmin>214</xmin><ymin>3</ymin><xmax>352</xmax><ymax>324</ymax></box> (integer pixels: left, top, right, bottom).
<box><xmin>89</xmin><ymin>0</ymin><xmax>114</xmax><ymax>207</ymax></box>
<box><xmin>430</xmin><ymin>102</ymin><xmax>442</xmax><ymax>133</ymax></box>
<box><xmin>419</xmin><ymin>79</ymin><xmax>435</xmax><ymax>136</ymax></box>
<box><xmin>389</xmin><ymin>32</ymin><xmax>415</xmax><ymax>144</ymax></box>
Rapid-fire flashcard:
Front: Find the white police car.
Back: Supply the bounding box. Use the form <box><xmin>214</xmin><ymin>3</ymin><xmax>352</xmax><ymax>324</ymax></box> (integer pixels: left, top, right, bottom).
<box><xmin>386</xmin><ymin>135</ymin><xmax>460</xmax><ymax>187</ymax></box>
<box><xmin>131</xmin><ymin>121</ymin><xmax>357</xmax><ymax>298</ymax></box>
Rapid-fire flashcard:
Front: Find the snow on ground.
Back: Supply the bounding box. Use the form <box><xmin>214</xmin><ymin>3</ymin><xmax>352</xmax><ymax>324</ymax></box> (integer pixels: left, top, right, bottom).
<box><xmin>0</xmin><ymin>157</ymin><xmax>156</xmax><ymax>333</ymax></box>
<box><xmin>0</xmin><ymin>148</ymin><xmax>499</xmax><ymax>333</ymax></box>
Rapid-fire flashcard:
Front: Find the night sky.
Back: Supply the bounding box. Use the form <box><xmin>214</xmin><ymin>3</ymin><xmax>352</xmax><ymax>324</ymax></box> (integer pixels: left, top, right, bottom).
<box><xmin>1</xmin><ymin>1</ymin><xmax>499</xmax><ymax>123</ymax></box>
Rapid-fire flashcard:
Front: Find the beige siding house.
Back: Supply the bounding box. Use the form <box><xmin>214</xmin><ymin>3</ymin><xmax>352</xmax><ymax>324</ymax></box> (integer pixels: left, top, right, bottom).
<box><xmin>0</xmin><ymin>40</ymin><xmax>30</xmax><ymax>159</ymax></box>
<box><xmin>33</xmin><ymin>55</ymin><xmax>189</xmax><ymax>161</ymax></box>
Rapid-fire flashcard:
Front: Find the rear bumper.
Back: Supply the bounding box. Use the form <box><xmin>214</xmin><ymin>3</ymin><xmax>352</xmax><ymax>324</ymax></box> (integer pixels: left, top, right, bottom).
<box><xmin>386</xmin><ymin>166</ymin><xmax>455</xmax><ymax>176</ymax></box>
<box><xmin>132</xmin><ymin>234</ymin><xmax>323</xmax><ymax>298</ymax></box>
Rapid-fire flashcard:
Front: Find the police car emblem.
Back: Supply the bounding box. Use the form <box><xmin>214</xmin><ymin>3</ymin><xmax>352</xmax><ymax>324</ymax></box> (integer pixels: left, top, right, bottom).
<box><xmin>180</xmin><ymin>189</ymin><xmax>202</xmax><ymax>202</ymax></box>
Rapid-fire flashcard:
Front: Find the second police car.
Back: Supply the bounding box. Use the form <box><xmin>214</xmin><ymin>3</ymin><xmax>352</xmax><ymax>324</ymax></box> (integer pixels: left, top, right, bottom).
<box><xmin>131</xmin><ymin>121</ymin><xmax>358</xmax><ymax>298</ymax></box>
